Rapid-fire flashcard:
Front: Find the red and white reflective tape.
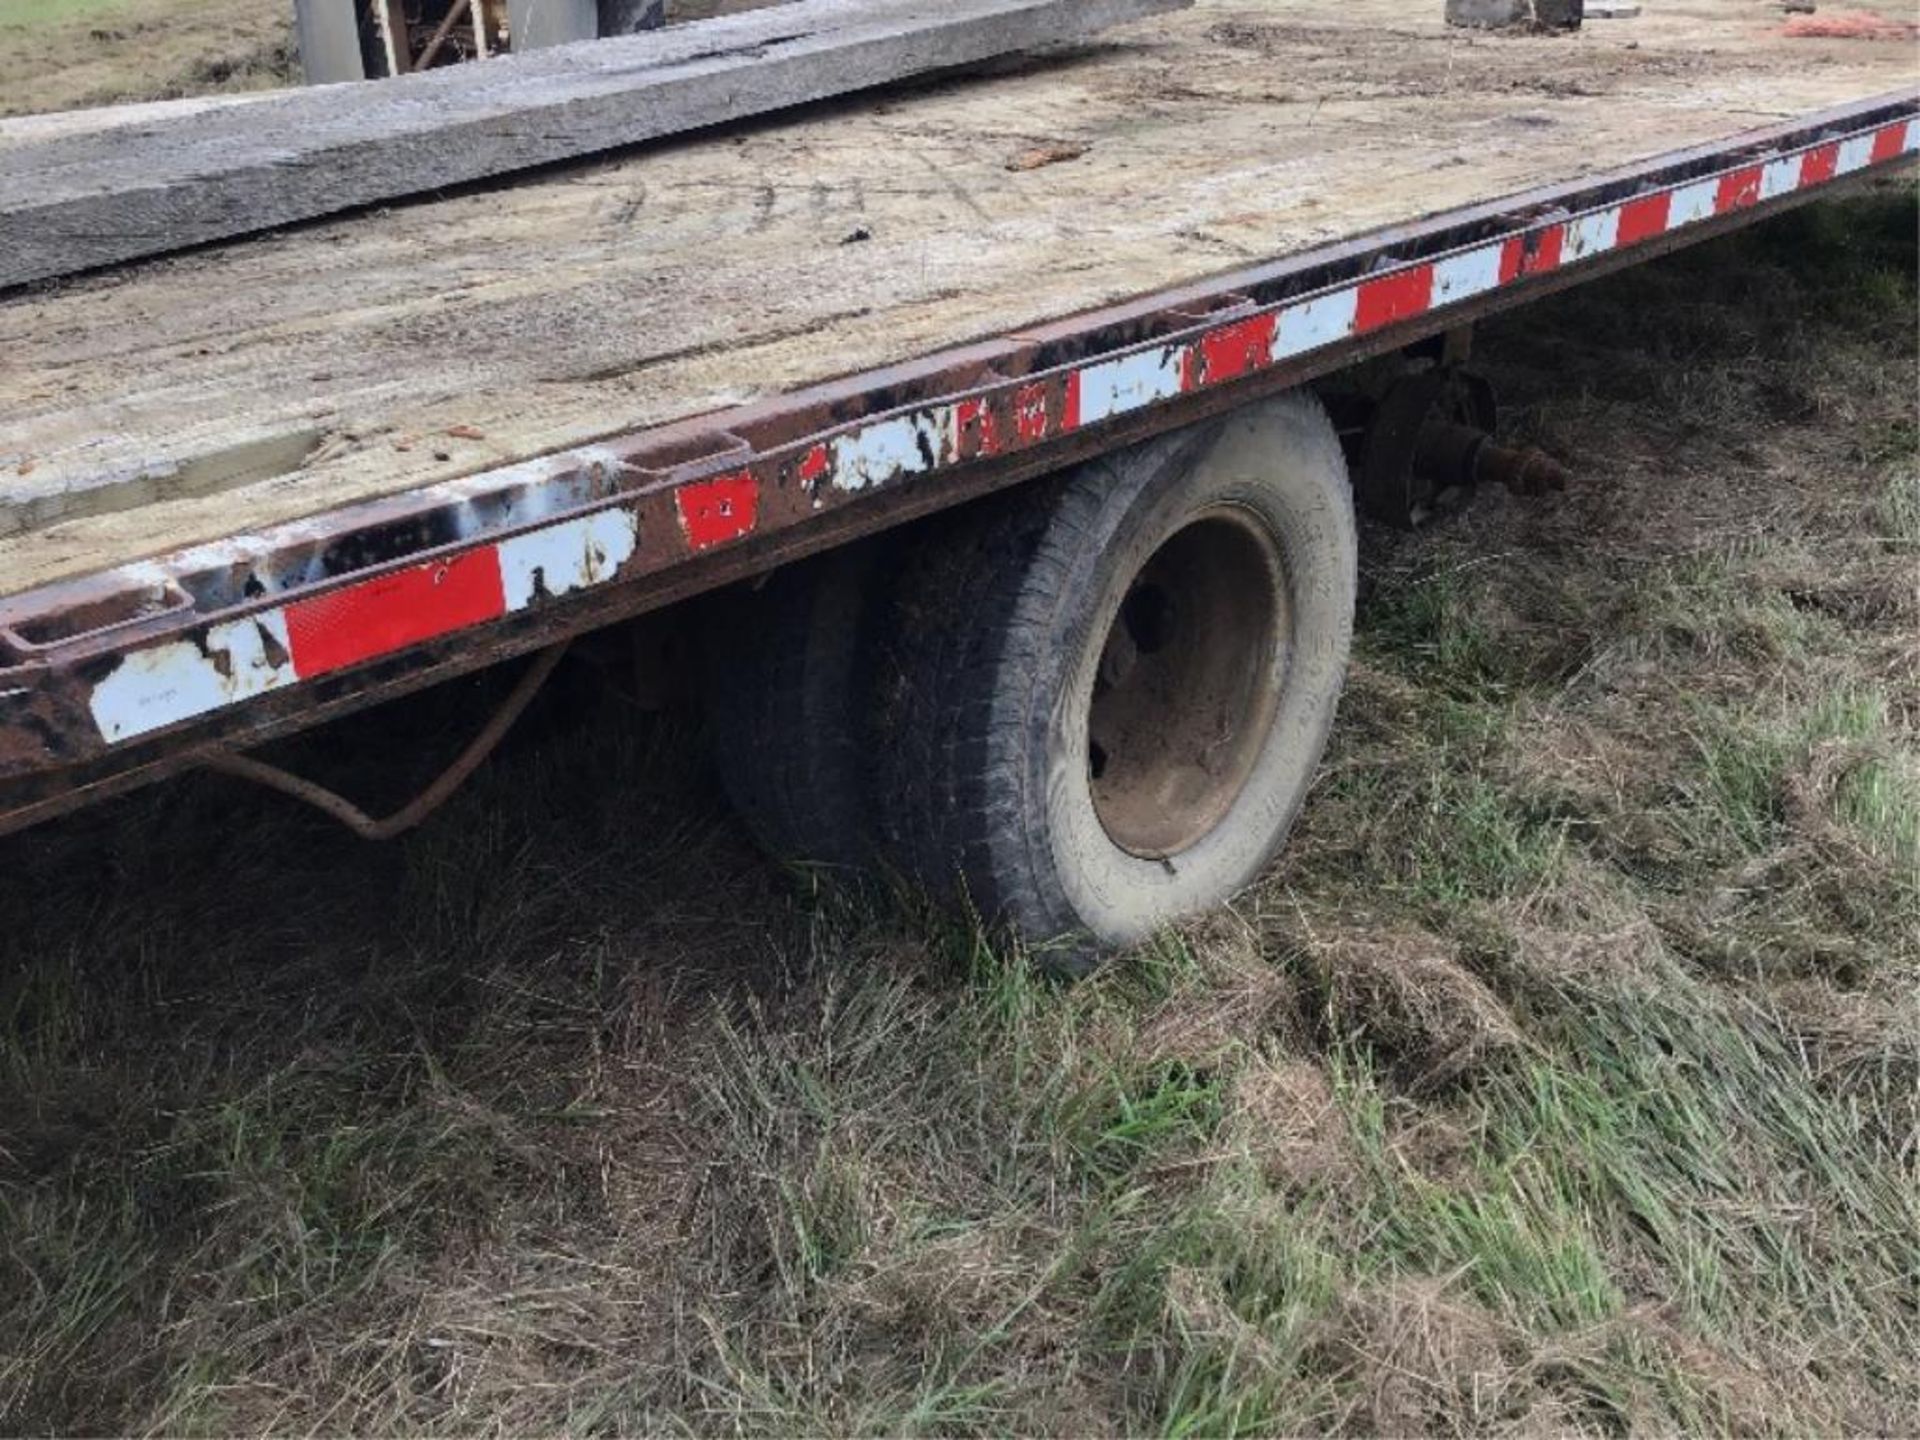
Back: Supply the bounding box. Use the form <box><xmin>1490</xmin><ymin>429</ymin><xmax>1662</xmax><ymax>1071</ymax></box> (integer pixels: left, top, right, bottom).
<box><xmin>89</xmin><ymin>508</ymin><xmax>637</xmax><ymax>743</ymax></box>
<box><xmin>81</xmin><ymin>113</ymin><xmax>1917</xmax><ymax>747</ymax></box>
<box><xmin>781</xmin><ymin>116</ymin><xmax>1920</xmax><ymax>494</ymax></box>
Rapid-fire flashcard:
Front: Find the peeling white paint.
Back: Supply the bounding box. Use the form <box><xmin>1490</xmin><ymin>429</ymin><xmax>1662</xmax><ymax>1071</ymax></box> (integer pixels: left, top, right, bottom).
<box><xmin>1271</xmin><ymin>288</ymin><xmax>1358</xmax><ymax>362</ymax></box>
<box><xmin>1666</xmin><ymin>178</ymin><xmax>1721</xmax><ymax>228</ymax></box>
<box><xmin>497</xmin><ymin>508</ymin><xmax>639</xmax><ymax>609</ymax></box>
<box><xmin>1431</xmin><ymin>244</ymin><xmax>1505</xmax><ymax>305</ymax></box>
<box><xmin>831</xmin><ymin>409</ymin><xmax>955</xmax><ymax>491</ymax></box>
<box><xmin>1835</xmin><ymin>133</ymin><xmax>1877</xmax><ymax>174</ymax></box>
<box><xmin>1563</xmin><ymin>207</ymin><xmax>1622</xmax><ymax>261</ymax></box>
<box><xmin>1075</xmin><ymin>348</ymin><xmax>1184</xmax><ymax>425</ymax></box>
<box><xmin>90</xmin><ymin>611</ymin><xmax>296</xmax><ymax>743</ymax></box>
<box><xmin>1760</xmin><ymin>154</ymin><xmax>1804</xmax><ymax>201</ymax></box>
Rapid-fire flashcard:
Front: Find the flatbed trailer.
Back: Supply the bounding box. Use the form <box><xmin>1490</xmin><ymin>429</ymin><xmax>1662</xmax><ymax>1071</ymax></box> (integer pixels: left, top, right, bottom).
<box><xmin>0</xmin><ymin>0</ymin><xmax>1914</xmax><ymax>951</ymax></box>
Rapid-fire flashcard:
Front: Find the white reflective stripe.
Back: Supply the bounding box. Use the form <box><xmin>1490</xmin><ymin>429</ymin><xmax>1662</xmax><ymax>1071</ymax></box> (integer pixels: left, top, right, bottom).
<box><xmin>830</xmin><ymin>408</ymin><xmax>955</xmax><ymax>490</ymax></box>
<box><xmin>1271</xmin><ymin>287</ymin><xmax>1359</xmax><ymax>361</ymax></box>
<box><xmin>1760</xmin><ymin>155</ymin><xmax>1803</xmax><ymax>201</ymax></box>
<box><xmin>497</xmin><ymin>509</ymin><xmax>639</xmax><ymax>610</ymax></box>
<box><xmin>1906</xmin><ymin>118</ymin><xmax>1920</xmax><ymax>154</ymax></box>
<box><xmin>89</xmin><ymin>610</ymin><xmax>297</xmax><ymax>743</ymax></box>
<box><xmin>1835</xmin><ymin>133</ymin><xmax>1877</xmax><ymax>174</ymax></box>
<box><xmin>1563</xmin><ymin>207</ymin><xmax>1622</xmax><ymax>261</ymax></box>
<box><xmin>1075</xmin><ymin>348</ymin><xmax>1185</xmax><ymax>424</ymax></box>
<box><xmin>1667</xmin><ymin>178</ymin><xmax>1721</xmax><ymax>227</ymax></box>
<box><xmin>1431</xmin><ymin>244</ymin><xmax>1506</xmax><ymax>305</ymax></box>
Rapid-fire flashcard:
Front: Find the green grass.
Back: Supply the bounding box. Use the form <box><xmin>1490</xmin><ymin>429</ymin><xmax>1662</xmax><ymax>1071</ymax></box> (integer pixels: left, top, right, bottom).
<box><xmin>1882</xmin><ymin>491</ymin><xmax>1920</xmax><ymax>561</ymax></box>
<box><xmin>1</xmin><ymin>191</ymin><xmax>1915</xmax><ymax>1436</ymax></box>
<box><xmin>0</xmin><ymin>0</ymin><xmax>133</xmax><ymax>29</ymax></box>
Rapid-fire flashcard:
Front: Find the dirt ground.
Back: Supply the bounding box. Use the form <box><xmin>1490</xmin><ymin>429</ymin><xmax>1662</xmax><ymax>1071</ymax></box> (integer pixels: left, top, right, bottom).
<box><xmin>0</xmin><ymin>0</ymin><xmax>294</xmax><ymax>117</ymax></box>
<box><xmin>1</xmin><ymin>181</ymin><xmax>1915</xmax><ymax>1433</ymax></box>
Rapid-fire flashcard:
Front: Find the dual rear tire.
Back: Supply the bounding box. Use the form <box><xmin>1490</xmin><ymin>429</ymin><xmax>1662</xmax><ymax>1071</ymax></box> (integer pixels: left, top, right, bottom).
<box><xmin>702</xmin><ymin>392</ymin><xmax>1357</xmax><ymax>965</ymax></box>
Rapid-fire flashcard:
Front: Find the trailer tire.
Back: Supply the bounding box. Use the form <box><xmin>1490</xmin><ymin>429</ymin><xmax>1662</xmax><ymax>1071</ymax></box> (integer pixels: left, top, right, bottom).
<box><xmin>872</xmin><ymin>392</ymin><xmax>1355</xmax><ymax>968</ymax></box>
<box><xmin>700</xmin><ymin>544</ymin><xmax>881</xmax><ymax>871</ymax></box>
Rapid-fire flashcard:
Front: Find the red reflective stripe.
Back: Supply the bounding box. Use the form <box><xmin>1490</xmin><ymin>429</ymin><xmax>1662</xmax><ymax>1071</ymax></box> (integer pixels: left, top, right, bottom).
<box><xmin>1799</xmin><ymin>142</ymin><xmax>1841</xmax><ymax>185</ymax></box>
<box><xmin>1354</xmin><ymin>264</ymin><xmax>1435</xmax><ymax>333</ymax></box>
<box><xmin>1500</xmin><ymin>225</ymin><xmax>1564</xmax><ymax>283</ymax></box>
<box><xmin>1716</xmin><ymin>165</ymin><xmax>1764</xmax><ymax>212</ymax></box>
<box><xmin>284</xmin><ymin>550</ymin><xmax>506</xmax><ymax>678</ymax></box>
<box><xmin>1498</xmin><ymin>238</ymin><xmax>1523</xmax><ymax>285</ymax></box>
<box><xmin>1870</xmin><ymin>123</ymin><xmax>1907</xmax><ymax>165</ymax></box>
<box><xmin>676</xmin><ymin>471</ymin><xmax>760</xmax><ymax>551</ymax></box>
<box><xmin>1618</xmin><ymin>192</ymin><xmax>1672</xmax><ymax>246</ymax></box>
<box><xmin>1185</xmin><ymin>313</ymin><xmax>1278</xmax><ymax>388</ymax></box>
<box><xmin>1011</xmin><ymin>382</ymin><xmax>1052</xmax><ymax>443</ymax></box>
<box><xmin>797</xmin><ymin>443</ymin><xmax>831</xmax><ymax>487</ymax></box>
<box><xmin>1062</xmin><ymin>370</ymin><xmax>1083</xmax><ymax>433</ymax></box>
<box><xmin>955</xmin><ymin>397</ymin><xmax>999</xmax><ymax>458</ymax></box>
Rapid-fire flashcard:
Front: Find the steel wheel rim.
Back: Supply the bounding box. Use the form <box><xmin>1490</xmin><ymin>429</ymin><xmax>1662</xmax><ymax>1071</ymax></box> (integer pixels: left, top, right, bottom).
<box><xmin>1086</xmin><ymin>505</ymin><xmax>1291</xmax><ymax>859</ymax></box>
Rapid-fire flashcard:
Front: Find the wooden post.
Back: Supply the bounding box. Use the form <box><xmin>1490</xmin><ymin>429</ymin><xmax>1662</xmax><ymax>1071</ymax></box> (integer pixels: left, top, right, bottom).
<box><xmin>373</xmin><ymin>0</ymin><xmax>414</xmax><ymax>73</ymax></box>
<box><xmin>472</xmin><ymin>0</ymin><xmax>497</xmax><ymax>56</ymax></box>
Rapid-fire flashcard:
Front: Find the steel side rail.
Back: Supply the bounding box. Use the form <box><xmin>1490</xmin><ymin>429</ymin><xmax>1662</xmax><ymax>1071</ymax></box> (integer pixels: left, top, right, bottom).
<box><xmin>1</xmin><ymin>91</ymin><xmax>1915</xmax><ymax>835</ymax></box>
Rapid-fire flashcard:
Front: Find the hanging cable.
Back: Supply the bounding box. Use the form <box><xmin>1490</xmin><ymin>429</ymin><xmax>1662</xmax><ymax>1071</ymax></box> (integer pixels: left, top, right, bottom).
<box><xmin>202</xmin><ymin>641</ymin><xmax>568</xmax><ymax>840</ymax></box>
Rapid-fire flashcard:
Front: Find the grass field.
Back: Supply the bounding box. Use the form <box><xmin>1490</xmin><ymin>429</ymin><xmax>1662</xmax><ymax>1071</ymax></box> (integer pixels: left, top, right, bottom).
<box><xmin>0</xmin><ymin>0</ymin><xmax>293</xmax><ymax>117</ymax></box>
<box><xmin>1</xmin><ymin>186</ymin><xmax>1913</xmax><ymax>1434</ymax></box>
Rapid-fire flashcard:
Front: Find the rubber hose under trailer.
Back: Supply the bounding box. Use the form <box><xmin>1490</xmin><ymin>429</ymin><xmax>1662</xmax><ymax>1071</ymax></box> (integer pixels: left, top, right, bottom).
<box><xmin>702</xmin><ymin>391</ymin><xmax>1358</xmax><ymax>974</ymax></box>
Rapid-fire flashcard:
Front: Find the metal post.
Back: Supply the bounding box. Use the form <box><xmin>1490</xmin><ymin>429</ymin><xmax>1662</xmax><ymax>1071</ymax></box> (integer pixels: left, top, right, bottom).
<box><xmin>507</xmin><ymin>0</ymin><xmax>599</xmax><ymax>48</ymax></box>
<box><xmin>294</xmin><ymin>0</ymin><xmax>369</xmax><ymax>82</ymax></box>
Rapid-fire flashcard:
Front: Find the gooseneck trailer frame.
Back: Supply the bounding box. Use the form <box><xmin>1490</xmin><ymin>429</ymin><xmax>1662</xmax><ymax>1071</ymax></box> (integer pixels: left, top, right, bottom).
<box><xmin>0</xmin><ymin>89</ymin><xmax>1914</xmax><ymax>839</ymax></box>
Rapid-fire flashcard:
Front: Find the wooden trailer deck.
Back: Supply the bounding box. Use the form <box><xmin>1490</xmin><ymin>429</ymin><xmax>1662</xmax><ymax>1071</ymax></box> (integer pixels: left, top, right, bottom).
<box><xmin>1</xmin><ymin>0</ymin><xmax>1915</xmax><ymax>600</ymax></box>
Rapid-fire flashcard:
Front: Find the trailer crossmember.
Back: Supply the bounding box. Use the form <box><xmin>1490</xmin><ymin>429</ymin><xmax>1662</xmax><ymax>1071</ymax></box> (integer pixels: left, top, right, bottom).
<box><xmin>1</xmin><ymin>91</ymin><xmax>1914</xmax><ymax>833</ymax></box>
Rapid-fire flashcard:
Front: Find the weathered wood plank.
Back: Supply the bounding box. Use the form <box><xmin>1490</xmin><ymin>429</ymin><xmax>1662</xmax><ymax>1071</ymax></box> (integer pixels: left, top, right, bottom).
<box><xmin>0</xmin><ymin>0</ymin><xmax>1187</xmax><ymax>291</ymax></box>
<box><xmin>2</xmin><ymin>0</ymin><xmax>1911</xmax><ymax>598</ymax></box>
